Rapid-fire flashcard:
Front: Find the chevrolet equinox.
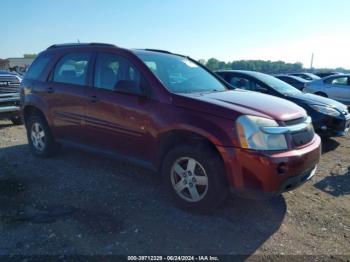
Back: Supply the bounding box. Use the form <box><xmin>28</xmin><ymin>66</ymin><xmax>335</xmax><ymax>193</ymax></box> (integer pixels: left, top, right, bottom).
<box><xmin>21</xmin><ymin>43</ymin><xmax>321</xmax><ymax>211</ymax></box>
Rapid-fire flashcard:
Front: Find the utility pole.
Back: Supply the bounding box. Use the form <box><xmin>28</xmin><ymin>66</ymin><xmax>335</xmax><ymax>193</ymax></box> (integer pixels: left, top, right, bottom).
<box><xmin>310</xmin><ymin>53</ymin><xmax>314</xmax><ymax>71</ymax></box>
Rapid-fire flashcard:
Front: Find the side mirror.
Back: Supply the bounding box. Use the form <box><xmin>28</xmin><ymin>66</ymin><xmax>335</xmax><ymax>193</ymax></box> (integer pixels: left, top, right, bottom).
<box><xmin>114</xmin><ymin>80</ymin><xmax>144</xmax><ymax>96</ymax></box>
<box><xmin>257</xmin><ymin>86</ymin><xmax>268</xmax><ymax>93</ymax></box>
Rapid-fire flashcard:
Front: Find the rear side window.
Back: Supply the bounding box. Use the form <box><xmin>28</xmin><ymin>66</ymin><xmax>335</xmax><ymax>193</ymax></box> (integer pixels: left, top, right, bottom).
<box><xmin>229</xmin><ymin>76</ymin><xmax>251</xmax><ymax>89</ymax></box>
<box><xmin>53</xmin><ymin>53</ymin><xmax>91</xmax><ymax>86</ymax></box>
<box><xmin>24</xmin><ymin>56</ymin><xmax>51</xmax><ymax>80</ymax></box>
<box><xmin>229</xmin><ymin>76</ymin><xmax>263</xmax><ymax>92</ymax></box>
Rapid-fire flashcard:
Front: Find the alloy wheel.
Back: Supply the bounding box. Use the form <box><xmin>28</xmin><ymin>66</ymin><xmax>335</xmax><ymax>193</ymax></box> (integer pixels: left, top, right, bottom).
<box><xmin>31</xmin><ymin>122</ymin><xmax>46</xmax><ymax>152</ymax></box>
<box><xmin>170</xmin><ymin>157</ymin><xmax>209</xmax><ymax>202</ymax></box>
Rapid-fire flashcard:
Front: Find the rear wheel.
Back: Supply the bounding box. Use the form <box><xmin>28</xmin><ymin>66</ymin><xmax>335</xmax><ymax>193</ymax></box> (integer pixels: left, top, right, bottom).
<box><xmin>315</xmin><ymin>92</ymin><xmax>328</xmax><ymax>97</ymax></box>
<box><xmin>162</xmin><ymin>145</ymin><xmax>228</xmax><ymax>212</ymax></box>
<box><xmin>26</xmin><ymin>114</ymin><xmax>58</xmax><ymax>158</ymax></box>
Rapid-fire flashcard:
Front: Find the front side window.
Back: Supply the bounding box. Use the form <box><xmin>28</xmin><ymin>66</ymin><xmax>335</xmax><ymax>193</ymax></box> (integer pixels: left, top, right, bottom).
<box><xmin>327</xmin><ymin>76</ymin><xmax>348</xmax><ymax>86</ymax></box>
<box><xmin>94</xmin><ymin>53</ymin><xmax>142</xmax><ymax>94</ymax></box>
<box><xmin>53</xmin><ymin>53</ymin><xmax>91</xmax><ymax>86</ymax></box>
<box><xmin>134</xmin><ymin>51</ymin><xmax>227</xmax><ymax>94</ymax></box>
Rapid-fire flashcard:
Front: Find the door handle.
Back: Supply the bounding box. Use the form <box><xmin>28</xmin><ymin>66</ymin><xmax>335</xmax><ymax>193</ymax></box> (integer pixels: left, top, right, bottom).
<box><xmin>90</xmin><ymin>95</ymin><xmax>99</xmax><ymax>103</ymax></box>
<box><xmin>47</xmin><ymin>87</ymin><xmax>54</xmax><ymax>93</ymax></box>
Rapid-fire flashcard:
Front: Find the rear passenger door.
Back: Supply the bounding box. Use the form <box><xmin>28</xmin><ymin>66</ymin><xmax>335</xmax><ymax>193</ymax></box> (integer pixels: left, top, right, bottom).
<box><xmin>85</xmin><ymin>52</ymin><xmax>154</xmax><ymax>162</ymax></box>
<box><xmin>48</xmin><ymin>52</ymin><xmax>92</xmax><ymax>143</ymax></box>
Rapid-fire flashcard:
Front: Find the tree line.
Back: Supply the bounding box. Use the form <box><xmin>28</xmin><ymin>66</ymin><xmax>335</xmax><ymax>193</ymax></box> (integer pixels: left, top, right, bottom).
<box><xmin>199</xmin><ymin>58</ymin><xmax>350</xmax><ymax>74</ymax></box>
<box><xmin>20</xmin><ymin>54</ymin><xmax>349</xmax><ymax>74</ymax></box>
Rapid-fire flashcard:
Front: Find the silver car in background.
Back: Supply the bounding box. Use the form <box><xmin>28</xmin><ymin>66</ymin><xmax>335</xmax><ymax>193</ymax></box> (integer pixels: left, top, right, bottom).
<box><xmin>304</xmin><ymin>74</ymin><xmax>350</xmax><ymax>106</ymax></box>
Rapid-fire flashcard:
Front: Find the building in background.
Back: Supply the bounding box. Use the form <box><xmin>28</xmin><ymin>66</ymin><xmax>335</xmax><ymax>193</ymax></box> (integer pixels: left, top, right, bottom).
<box><xmin>0</xmin><ymin>59</ymin><xmax>9</xmax><ymax>70</ymax></box>
<box><xmin>0</xmin><ymin>57</ymin><xmax>34</xmax><ymax>74</ymax></box>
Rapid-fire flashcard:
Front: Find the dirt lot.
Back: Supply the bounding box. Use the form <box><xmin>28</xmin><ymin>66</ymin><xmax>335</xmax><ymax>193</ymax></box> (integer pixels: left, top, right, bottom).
<box><xmin>0</xmin><ymin>120</ymin><xmax>349</xmax><ymax>258</ymax></box>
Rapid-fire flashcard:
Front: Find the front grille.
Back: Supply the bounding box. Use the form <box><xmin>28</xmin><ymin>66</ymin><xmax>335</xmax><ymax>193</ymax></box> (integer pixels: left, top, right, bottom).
<box><xmin>0</xmin><ymin>76</ymin><xmax>20</xmax><ymax>91</ymax></box>
<box><xmin>291</xmin><ymin>126</ymin><xmax>314</xmax><ymax>146</ymax></box>
<box><xmin>0</xmin><ymin>93</ymin><xmax>20</xmax><ymax>107</ymax></box>
<box><xmin>0</xmin><ymin>101</ymin><xmax>19</xmax><ymax>107</ymax></box>
<box><xmin>0</xmin><ymin>87</ymin><xmax>20</xmax><ymax>93</ymax></box>
<box><xmin>283</xmin><ymin>117</ymin><xmax>315</xmax><ymax>147</ymax></box>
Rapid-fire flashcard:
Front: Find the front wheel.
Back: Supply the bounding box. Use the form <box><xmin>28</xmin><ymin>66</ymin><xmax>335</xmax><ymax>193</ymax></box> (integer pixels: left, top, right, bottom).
<box><xmin>162</xmin><ymin>145</ymin><xmax>228</xmax><ymax>212</ymax></box>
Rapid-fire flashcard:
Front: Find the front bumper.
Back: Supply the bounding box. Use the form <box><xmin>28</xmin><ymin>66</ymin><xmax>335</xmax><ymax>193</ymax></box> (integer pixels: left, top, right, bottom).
<box><xmin>217</xmin><ymin>135</ymin><xmax>321</xmax><ymax>199</ymax></box>
<box><xmin>0</xmin><ymin>92</ymin><xmax>21</xmax><ymax>119</ymax></box>
<box><xmin>313</xmin><ymin>113</ymin><xmax>350</xmax><ymax>137</ymax></box>
<box><xmin>0</xmin><ymin>106</ymin><xmax>20</xmax><ymax>119</ymax></box>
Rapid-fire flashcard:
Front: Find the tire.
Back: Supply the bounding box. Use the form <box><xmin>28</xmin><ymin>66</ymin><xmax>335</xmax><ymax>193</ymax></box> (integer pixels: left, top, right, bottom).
<box><xmin>10</xmin><ymin>116</ymin><xmax>23</xmax><ymax>125</ymax></box>
<box><xmin>26</xmin><ymin>113</ymin><xmax>58</xmax><ymax>158</ymax></box>
<box><xmin>315</xmin><ymin>92</ymin><xmax>328</xmax><ymax>97</ymax></box>
<box><xmin>161</xmin><ymin>144</ymin><xmax>228</xmax><ymax>212</ymax></box>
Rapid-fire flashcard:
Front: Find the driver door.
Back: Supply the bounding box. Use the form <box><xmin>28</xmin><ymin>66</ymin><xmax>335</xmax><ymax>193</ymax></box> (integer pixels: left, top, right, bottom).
<box><xmin>325</xmin><ymin>76</ymin><xmax>350</xmax><ymax>104</ymax></box>
<box><xmin>85</xmin><ymin>52</ymin><xmax>155</xmax><ymax>163</ymax></box>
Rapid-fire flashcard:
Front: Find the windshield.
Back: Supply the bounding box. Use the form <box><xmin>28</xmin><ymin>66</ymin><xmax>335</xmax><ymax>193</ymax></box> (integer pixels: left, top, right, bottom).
<box><xmin>254</xmin><ymin>72</ymin><xmax>301</xmax><ymax>95</ymax></box>
<box><xmin>134</xmin><ymin>51</ymin><xmax>228</xmax><ymax>94</ymax></box>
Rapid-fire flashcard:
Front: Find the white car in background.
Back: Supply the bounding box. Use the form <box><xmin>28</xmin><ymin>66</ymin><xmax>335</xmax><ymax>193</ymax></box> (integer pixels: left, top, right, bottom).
<box><xmin>304</xmin><ymin>74</ymin><xmax>350</xmax><ymax>106</ymax></box>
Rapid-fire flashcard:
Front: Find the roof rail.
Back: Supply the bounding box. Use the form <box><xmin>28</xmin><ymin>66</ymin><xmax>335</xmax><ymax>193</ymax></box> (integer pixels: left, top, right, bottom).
<box><xmin>47</xmin><ymin>43</ymin><xmax>117</xmax><ymax>50</ymax></box>
<box><xmin>144</xmin><ymin>49</ymin><xmax>172</xmax><ymax>54</ymax></box>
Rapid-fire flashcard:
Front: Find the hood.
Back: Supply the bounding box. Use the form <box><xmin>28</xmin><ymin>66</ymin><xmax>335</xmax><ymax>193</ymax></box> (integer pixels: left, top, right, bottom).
<box><xmin>286</xmin><ymin>92</ymin><xmax>348</xmax><ymax>111</ymax></box>
<box><xmin>176</xmin><ymin>90</ymin><xmax>307</xmax><ymax>121</ymax></box>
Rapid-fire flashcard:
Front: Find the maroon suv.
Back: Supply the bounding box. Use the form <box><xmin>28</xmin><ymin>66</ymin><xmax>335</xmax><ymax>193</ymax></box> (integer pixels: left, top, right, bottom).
<box><xmin>21</xmin><ymin>43</ymin><xmax>321</xmax><ymax>211</ymax></box>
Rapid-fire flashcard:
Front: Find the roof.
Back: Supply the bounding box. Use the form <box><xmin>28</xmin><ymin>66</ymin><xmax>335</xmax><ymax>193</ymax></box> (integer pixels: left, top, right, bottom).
<box><xmin>45</xmin><ymin>43</ymin><xmax>184</xmax><ymax>57</ymax></box>
<box><xmin>47</xmin><ymin>43</ymin><xmax>118</xmax><ymax>50</ymax></box>
<box><xmin>322</xmin><ymin>73</ymin><xmax>350</xmax><ymax>79</ymax></box>
<box><xmin>215</xmin><ymin>69</ymin><xmax>266</xmax><ymax>77</ymax></box>
<box><xmin>275</xmin><ymin>74</ymin><xmax>308</xmax><ymax>82</ymax></box>
<box><xmin>132</xmin><ymin>48</ymin><xmax>185</xmax><ymax>58</ymax></box>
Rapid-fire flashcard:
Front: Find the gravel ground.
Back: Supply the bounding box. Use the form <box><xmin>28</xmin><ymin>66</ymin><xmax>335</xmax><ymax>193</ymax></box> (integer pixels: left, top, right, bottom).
<box><xmin>0</xmin><ymin>120</ymin><xmax>349</xmax><ymax>258</ymax></box>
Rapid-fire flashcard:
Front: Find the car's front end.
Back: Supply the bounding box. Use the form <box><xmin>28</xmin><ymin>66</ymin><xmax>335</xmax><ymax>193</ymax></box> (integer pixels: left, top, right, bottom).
<box><xmin>286</xmin><ymin>93</ymin><xmax>350</xmax><ymax>137</ymax></box>
<box><xmin>308</xmin><ymin>105</ymin><xmax>350</xmax><ymax>136</ymax></box>
<box><xmin>178</xmin><ymin>88</ymin><xmax>322</xmax><ymax>199</ymax></box>
<box><xmin>216</xmin><ymin>114</ymin><xmax>321</xmax><ymax>199</ymax></box>
<box><xmin>0</xmin><ymin>74</ymin><xmax>22</xmax><ymax>124</ymax></box>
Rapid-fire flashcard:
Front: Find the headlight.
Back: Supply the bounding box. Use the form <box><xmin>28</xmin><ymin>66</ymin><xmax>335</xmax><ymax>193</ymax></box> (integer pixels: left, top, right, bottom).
<box><xmin>309</xmin><ymin>105</ymin><xmax>340</xmax><ymax>117</ymax></box>
<box><xmin>236</xmin><ymin>115</ymin><xmax>288</xmax><ymax>150</ymax></box>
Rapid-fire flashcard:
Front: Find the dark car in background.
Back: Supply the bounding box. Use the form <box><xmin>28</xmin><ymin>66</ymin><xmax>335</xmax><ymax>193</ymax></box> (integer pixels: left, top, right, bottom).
<box><xmin>20</xmin><ymin>43</ymin><xmax>321</xmax><ymax>211</ymax></box>
<box><xmin>216</xmin><ymin>70</ymin><xmax>350</xmax><ymax>137</ymax></box>
<box><xmin>275</xmin><ymin>75</ymin><xmax>309</xmax><ymax>90</ymax></box>
<box><xmin>288</xmin><ymin>72</ymin><xmax>321</xmax><ymax>81</ymax></box>
<box><xmin>0</xmin><ymin>72</ymin><xmax>22</xmax><ymax>125</ymax></box>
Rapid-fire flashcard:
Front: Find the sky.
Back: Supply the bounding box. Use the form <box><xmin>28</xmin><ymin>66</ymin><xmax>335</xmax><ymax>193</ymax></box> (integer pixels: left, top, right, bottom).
<box><xmin>2</xmin><ymin>0</ymin><xmax>350</xmax><ymax>68</ymax></box>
